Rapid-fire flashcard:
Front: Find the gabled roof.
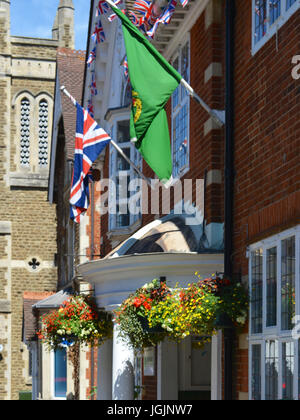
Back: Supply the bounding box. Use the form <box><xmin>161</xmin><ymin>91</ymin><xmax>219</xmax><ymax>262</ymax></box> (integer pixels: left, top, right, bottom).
<box><xmin>23</xmin><ymin>291</ymin><xmax>55</xmax><ymax>342</ymax></box>
<box><xmin>56</xmin><ymin>48</ymin><xmax>86</xmax><ymax>160</ymax></box>
<box><xmin>32</xmin><ymin>287</ymin><xmax>73</xmax><ymax>309</ymax></box>
<box><xmin>49</xmin><ymin>48</ymin><xmax>86</xmax><ymax>202</ymax></box>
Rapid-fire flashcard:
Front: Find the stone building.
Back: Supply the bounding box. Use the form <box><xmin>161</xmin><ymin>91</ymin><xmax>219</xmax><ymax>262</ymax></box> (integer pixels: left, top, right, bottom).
<box><xmin>0</xmin><ymin>0</ymin><xmax>75</xmax><ymax>400</ymax></box>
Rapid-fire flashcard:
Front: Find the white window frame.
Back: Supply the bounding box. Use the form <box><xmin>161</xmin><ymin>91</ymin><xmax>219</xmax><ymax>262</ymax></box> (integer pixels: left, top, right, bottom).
<box><xmin>171</xmin><ymin>36</ymin><xmax>190</xmax><ymax>179</ymax></box>
<box><xmin>248</xmin><ymin>225</ymin><xmax>300</xmax><ymax>400</ymax></box>
<box><xmin>252</xmin><ymin>0</ymin><xmax>300</xmax><ymax>56</ymax></box>
<box><xmin>108</xmin><ymin>114</ymin><xmax>142</xmax><ymax>231</ymax></box>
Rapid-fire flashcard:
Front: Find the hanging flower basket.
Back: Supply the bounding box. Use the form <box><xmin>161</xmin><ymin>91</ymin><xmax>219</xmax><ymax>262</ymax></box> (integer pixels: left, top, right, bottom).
<box><xmin>115</xmin><ymin>274</ymin><xmax>249</xmax><ymax>350</ymax></box>
<box><xmin>177</xmin><ymin>274</ymin><xmax>248</xmax><ymax>340</ymax></box>
<box><xmin>137</xmin><ymin>315</ymin><xmax>165</xmax><ymax>334</ymax></box>
<box><xmin>37</xmin><ymin>294</ymin><xmax>113</xmax><ymax>350</ymax></box>
<box><xmin>114</xmin><ymin>279</ymin><xmax>170</xmax><ymax>350</ymax></box>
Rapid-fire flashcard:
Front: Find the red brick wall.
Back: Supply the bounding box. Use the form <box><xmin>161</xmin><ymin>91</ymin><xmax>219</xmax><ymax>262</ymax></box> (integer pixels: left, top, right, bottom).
<box><xmin>86</xmin><ymin>177</ymin><xmax>102</xmax><ymax>261</ymax></box>
<box><xmin>99</xmin><ymin>10</ymin><xmax>226</xmax><ymax>256</ymax></box>
<box><xmin>85</xmin><ymin>345</ymin><xmax>98</xmax><ymax>400</ymax></box>
<box><xmin>189</xmin><ymin>12</ymin><xmax>225</xmax><ymax>226</ymax></box>
<box><xmin>233</xmin><ymin>3</ymin><xmax>300</xmax><ymax>399</ymax></box>
<box><xmin>97</xmin><ymin>4</ymin><xmax>227</xmax><ymax>400</ymax></box>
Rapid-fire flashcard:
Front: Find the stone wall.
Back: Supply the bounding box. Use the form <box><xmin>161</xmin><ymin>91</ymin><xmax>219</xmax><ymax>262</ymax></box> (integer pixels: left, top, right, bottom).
<box><xmin>0</xmin><ymin>32</ymin><xmax>58</xmax><ymax>402</ymax></box>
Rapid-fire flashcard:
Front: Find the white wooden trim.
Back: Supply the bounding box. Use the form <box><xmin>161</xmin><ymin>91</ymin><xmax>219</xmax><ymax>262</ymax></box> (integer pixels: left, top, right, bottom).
<box><xmin>248</xmin><ymin>224</ymin><xmax>300</xmax><ymax>400</ymax></box>
<box><xmin>251</xmin><ymin>0</ymin><xmax>300</xmax><ymax>56</ymax></box>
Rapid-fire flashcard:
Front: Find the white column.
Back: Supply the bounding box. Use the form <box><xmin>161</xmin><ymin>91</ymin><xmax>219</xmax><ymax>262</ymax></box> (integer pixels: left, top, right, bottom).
<box><xmin>112</xmin><ymin>323</ymin><xmax>135</xmax><ymax>400</ymax></box>
<box><xmin>211</xmin><ymin>331</ymin><xmax>222</xmax><ymax>400</ymax></box>
<box><xmin>97</xmin><ymin>338</ymin><xmax>113</xmax><ymax>400</ymax></box>
<box><xmin>158</xmin><ymin>340</ymin><xmax>178</xmax><ymax>400</ymax></box>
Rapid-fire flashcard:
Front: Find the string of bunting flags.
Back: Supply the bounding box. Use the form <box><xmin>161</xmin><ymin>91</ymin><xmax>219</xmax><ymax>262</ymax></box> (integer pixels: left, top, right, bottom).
<box><xmin>86</xmin><ymin>0</ymin><xmax>190</xmax><ymax>113</ymax></box>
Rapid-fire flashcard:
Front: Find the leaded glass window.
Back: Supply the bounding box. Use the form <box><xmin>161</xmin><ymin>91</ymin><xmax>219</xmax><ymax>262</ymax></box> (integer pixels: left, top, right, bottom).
<box><xmin>282</xmin><ymin>342</ymin><xmax>294</xmax><ymax>400</ymax></box>
<box><xmin>38</xmin><ymin>99</ymin><xmax>49</xmax><ymax>166</ymax></box>
<box><xmin>254</xmin><ymin>0</ymin><xmax>267</xmax><ymax>43</ymax></box>
<box><xmin>249</xmin><ymin>227</ymin><xmax>300</xmax><ymax>400</ymax></box>
<box><xmin>286</xmin><ymin>0</ymin><xmax>297</xmax><ymax>9</ymax></box>
<box><xmin>265</xmin><ymin>340</ymin><xmax>278</xmax><ymax>400</ymax></box>
<box><xmin>20</xmin><ymin>98</ymin><xmax>30</xmax><ymax>166</ymax></box>
<box><xmin>109</xmin><ymin>117</ymin><xmax>142</xmax><ymax>230</ymax></box>
<box><xmin>266</xmin><ymin>247</ymin><xmax>277</xmax><ymax>327</ymax></box>
<box><xmin>171</xmin><ymin>39</ymin><xmax>190</xmax><ymax>178</ymax></box>
<box><xmin>253</xmin><ymin>0</ymin><xmax>300</xmax><ymax>54</ymax></box>
<box><xmin>281</xmin><ymin>236</ymin><xmax>295</xmax><ymax>331</ymax></box>
<box><xmin>269</xmin><ymin>0</ymin><xmax>281</xmax><ymax>24</ymax></box>
<box><xmin>251</xmin><ymin>249</ymin><xmax>263</xmax><ymax>334</ymax></box>
<box><xmin>251</xmin><ymin>344</ymin><xmax>261</xmax><ymax>400</ymax></box>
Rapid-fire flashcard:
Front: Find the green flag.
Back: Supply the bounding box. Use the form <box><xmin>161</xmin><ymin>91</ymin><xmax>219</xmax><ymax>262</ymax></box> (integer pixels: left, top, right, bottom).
<box><xmin>111</xmin><ymin>6</ymin><xmax>182</xmax><ymax>184</ymax></box>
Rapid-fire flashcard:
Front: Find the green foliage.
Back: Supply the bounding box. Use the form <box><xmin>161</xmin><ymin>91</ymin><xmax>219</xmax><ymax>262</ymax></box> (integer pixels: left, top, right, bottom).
<box><xmin>115</xmin><ymin>274</ymin><xmax>249</xmax><ymax>350</ymax></box>
<box><xmin>37</xmin><ymin>294</ymin><xmax>113</xmax><ymax>350</ymax></box>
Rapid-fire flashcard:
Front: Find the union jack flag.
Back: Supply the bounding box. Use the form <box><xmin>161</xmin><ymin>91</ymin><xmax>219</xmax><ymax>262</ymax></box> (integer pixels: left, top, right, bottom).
<box><xmin>179</xmin><ymin>0</ymin><xmax>189</xmax><ymax>7</ymax></box>
<box><xmin>87</xmin><ymin>47</ymin><xmax>97</xmax><ymax>67</ymax></box>
<box><xmin>87</xmin><ymin>169</ymin><xmax>94</xmax><ymax>183</ymax></box>
<box><xmin>146</xmin><ymin>0</ymin><xmax>177</xmax><ymax>38</ymax></box>
<box><xmin>70</xmin><ymin>103</ymin><xmax>111</xmax><ymax>223</ymax></box>
<box><xmin>133</xmin><ymin>0</ymin><xmax>152</xmax><ymax>15</ymax></box>
<box><xmin>96</xmin><ymin>0</ymin><xmax>122</xmax><ymax>16</ymax></box>
<box><xmin>123</xmin><ymin>57</ymin><xmax>130</xmax><ymax>81</ymax></box>
<box><xmin>108</xmin><ymin>7</ymin><xmax>126</xmax><ymax>22</ymax></box>
<box><xmin>90</xmin><ymin>72</ymin><xmax>97</xmax><ymax>96</ymax></box>
<box><xmin>96</xmin><ymin>0</ymin><xmax>110</xmax><ymax>15</ymax></box>
<box><xmin>91</xmin><ymin>18</ymin><xmax>105</xmax><ymax>44</ymax></box>
<box><xmin>128</xmin><ymin>10</ymin><xmax>143</xmax><ymax>27</ymax></box>
<box><xmin>134</xmin><ymin>0</ymin><xmax>156</xmax><ymax>29</ymax></box>
<box><xmin>108</xmin><ymin>12</ymin><xmax>117</xmax><ymax>21</ymax></box>
<box><xmin>87</xmin><ymin>99</ymin><xmax>94</xmax><ymax>117</ymax></box>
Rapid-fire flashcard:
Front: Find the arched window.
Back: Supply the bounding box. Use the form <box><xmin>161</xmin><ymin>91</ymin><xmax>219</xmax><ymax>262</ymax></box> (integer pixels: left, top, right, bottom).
<box><xmin>20</xmin><ymin>98</ymin><xmax>30</xmax><ymax>166</ymax></box>
<box><xmin>38</xmin><ymin>99</ymin><xmax>49</xmax><ymax>166</ymax></box>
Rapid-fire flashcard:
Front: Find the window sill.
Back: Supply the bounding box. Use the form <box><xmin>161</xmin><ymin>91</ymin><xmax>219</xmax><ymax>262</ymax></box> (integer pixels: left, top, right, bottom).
<box><xmin>9</xmin><ymin>172</ymin><xmax>49</xmax><ymax>188</ymax></box>
<box><xmin>107</xmin><ymin>218</ymin><xmax>142</xmax><ymax>246</ymax></box>
<box><xmin>173</xmin><ymin>166</ymin><xmax>190</xmax><ymax>180</ymax></box>
<box><xmin>251</xmin><ymin>2</ymin><xmax>300</xmax><ymax>56</ymax></box>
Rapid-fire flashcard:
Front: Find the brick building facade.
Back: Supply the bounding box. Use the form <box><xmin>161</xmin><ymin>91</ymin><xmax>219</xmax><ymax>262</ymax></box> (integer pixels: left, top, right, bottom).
<box><xmin>232</xmin><ymin>1</ymin><xmax>300</xmax><ymax>400</ymax></box>
<box><xmin>76</xmin><ymin>0</ymin><xmax>300</xmax><ymax>400</ymax></box>
<box><xmin>24</xmin><ymin>0</ymin><xmax>296</xmax><ymax>401</ymax></box>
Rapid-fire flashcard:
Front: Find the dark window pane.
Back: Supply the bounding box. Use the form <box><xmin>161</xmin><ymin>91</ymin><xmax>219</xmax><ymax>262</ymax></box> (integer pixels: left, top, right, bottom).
<box><xmin>252</xmin><ymin>344</ymin><xmax>261</xmax><ymax>400</ymax></box>
<box><xmin>266</xmin><ymin>247</ymin><xmax>277</xmax><ymax>327</ymax></box>
<box><xmin>54</xmin><ymin>348</ymin><xmax>67</xmax><ymax>398</ymax></box>
<box><xmin>281</xmin><ymin>237</ymin><xmax>295</xmax><ymax>331</ymax></box>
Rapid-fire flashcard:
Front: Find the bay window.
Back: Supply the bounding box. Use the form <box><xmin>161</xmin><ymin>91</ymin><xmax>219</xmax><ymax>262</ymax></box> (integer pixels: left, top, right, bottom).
<box><xmin>252</xmin><ymin>0</ymin><xmax>300</xmax><ymax>55</ymax></box>
<box><xmin>108</xmin><ymin>115</ymin><xmax>142</xmax><ymax>231</ymax></box>
<box><xmin>171</xmin><ymin>38</ymin><xmax>190</xmax><ymax>178</ymax></box>
<box><xmin>249</xmin><ymin>225</ymin><xmax>300</xmax><ymax>399</ymax></box>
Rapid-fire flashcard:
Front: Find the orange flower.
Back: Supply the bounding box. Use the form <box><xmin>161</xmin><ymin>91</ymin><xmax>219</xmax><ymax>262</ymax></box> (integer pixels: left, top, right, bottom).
<box><xmin>133</xmin><ymin>297</ymin><xmax>142</xmax><ymax>308</ymax></box>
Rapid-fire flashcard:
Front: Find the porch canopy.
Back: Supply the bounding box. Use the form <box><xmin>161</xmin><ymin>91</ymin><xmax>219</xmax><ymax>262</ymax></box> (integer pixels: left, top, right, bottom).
<box><xmin>77</xmin><ymin>213</ymin><xmax>223</xmax><ymax>400</ymax></box>
<box><xmin>77</xmin><ymin>214</ymin><xmax>224</xmax><ymax>311</ymax></box>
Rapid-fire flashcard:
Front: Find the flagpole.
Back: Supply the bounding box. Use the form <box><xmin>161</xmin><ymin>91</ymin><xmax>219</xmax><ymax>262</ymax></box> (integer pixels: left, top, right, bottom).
<box><xmin>180</xmin><ymin>79</ymin><xmax>225</xmax><ymax>127</ymax></box>
<box><xmin>60</xmin><ymin>86</ymin><xmax>154</xmax><ymax>189</ymax></box>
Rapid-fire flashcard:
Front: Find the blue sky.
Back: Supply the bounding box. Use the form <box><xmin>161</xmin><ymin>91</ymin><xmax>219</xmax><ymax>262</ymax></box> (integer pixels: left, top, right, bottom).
<box><xmin>10</xmin><ymin>0</ymin><xmax>90</xmax><ymax>51</ymax></box>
